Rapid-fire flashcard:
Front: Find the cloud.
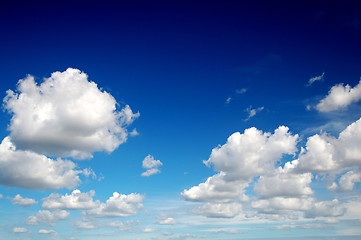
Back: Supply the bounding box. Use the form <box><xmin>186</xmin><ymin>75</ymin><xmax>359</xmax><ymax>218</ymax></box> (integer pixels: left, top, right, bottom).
<box><xmin>304</xmin><ymin>199</ymin><xmax>346</xmax><ymax>218</ymax></box>
<box><xmin>296</xmin><ymin>117</ymin><xmax>361</xmax><ymax>176</ymax></box>
<box><xmin>157</xmin><ymin>216</ymin><xmax>176</xmax><ymax>225</ymax></box>
<box><xmin>307</xmin><ymin>72</ymin><xmax>325</xmax><ymax>86</ymax></box>
<box><xmin>0</xmin><ymin>137</ymin><xmax>83</xmax><ymax>189</ymax></box>
<box><xmin>107</xmin><ymin>220</ymin><xmax>134</xmax><ymax>231</ymax></box>
<box><xmin>42</xmin><ymin>189</ymin><xmax>99</xmax><ymax>210</ymax></box>
<box><xmin>11</xmin><ymin>194</ymin><xmax>37</xmax><ymax>206</ymax></box>
<box><xmin>85</xmin><ymin>192</ymin><xmax>144</xmax><ymax>218</ymax></box>
<box><xmin>3</xmin><ymin>68</ymin><xmax>139</xmax><ymax>159</ymax></box>
<box><xmin>142</xmin><ymin>228</ymin><xmax>157</xmax><ymax>233</ymax></box>
<box><xmin>38</xmin><ymin>229</ymin><xmax>57</xmax><ymax>234</ymax></box>
<box><xmin>236</xmin><ymin>88</ymin><xmax>247</xmax><ymax>94</ymax></box>
<box><xmin>244</xmin><ymin>105</ymin><xmax>264</xmax><ymax>121</ymax></box>
<box><xmin>26</xmin><ymin>210</ymin><xmax>70</xmax><ymax>226</ymax></box>
<box><xmin>225</xmin><ymin>97</ymin><xmax>232</xmax><ymax>104</ymax></box>
<box><xmin>73</xmin><ymin>218</ymin><xmax>99</xmax><ymax>229</ymax></box>
<box><xmin>141</xmin><ymin>155</ymin><xmax>163</xmax><ymax>177</ymax></box>
<box><xmin>193</xmin><ymin>202</ymin><xmax>242</xmax><ymax>218</ymax></box>
<box><xmin>316</xmin><ymin>79</ymin><xmax>361</xmax><ymax>112</ymax></box>
<box><xmin>13</xmin><ymin>227</ymin><xmax>28</xmax><ymax>233</ymax></box>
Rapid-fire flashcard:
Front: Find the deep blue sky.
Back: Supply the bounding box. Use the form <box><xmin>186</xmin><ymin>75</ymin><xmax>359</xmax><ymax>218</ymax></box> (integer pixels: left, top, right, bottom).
<box><xmin>0</xmin><ymin>1</ymin><xmax>361</xmax><ymax>239</ymax></box>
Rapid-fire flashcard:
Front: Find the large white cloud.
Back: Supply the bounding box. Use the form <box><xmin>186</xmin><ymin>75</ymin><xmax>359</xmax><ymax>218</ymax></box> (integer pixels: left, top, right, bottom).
<box><xmin>85</xmin><ymin>192</ymin><xmax>144</xmax><ymax>218</ymax></box>
<box><xmin>316</xmin><ymin>79</ymin><xmax>361</xmax><ymax>112</ymax></box>
<box><xmin>42</xmin><ymin>189</ymin><xmax>99</xmax><ymax>210</ymax></box>
<box><xmin>3</xmin><ymin>68</ymin><xmax>139</xmax><ymax>159</ymax></box>
<box><xmin>193</xmin><ymin>202</ymin><xmax>242</xmax><ymax>218</ymax></box>
<box><xmin>0</xmin><ymin>137</ymin><xmax>83</xmax><ymax>189</ymax></box>
<box><xmin>203</xmin><ymin>126</ymin><xmax>298</xmax><ymax>181</ymax></box>
<box><xmin>26</xmin><ymin>210</ymin><xmax>70</xmax><ymax>226</ymax></box>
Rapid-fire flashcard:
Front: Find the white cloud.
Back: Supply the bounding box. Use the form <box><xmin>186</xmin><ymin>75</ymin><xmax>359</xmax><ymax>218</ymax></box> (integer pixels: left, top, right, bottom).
<box><xmin>3</xmin><ymin>68</ymin><xmax>139</xmax><ymax>159</ymax></box>
<box><xmin>316</xmin><ymin>79</ymin><xmax>361</xmax><ymax>112</ymax></box>
<box><xmin>304</xmin><ymin>199</ymin><xmax>346</xmax><ymax>218</ymax></box>
<box><xmin>225</xmin><ymin>97</ymin><xmax>232</xmax><ymax>104</ymax></box>
<box><xmin>157</xmin><ymin>216</ymin><xmax>176</xmax><ymax>225</ymax></box>
<box><xmin>338</xmin><ymin>170</ymin><xmax>361</xmax><ymax>191</ymax></box>
<box><xmin>142</xmin><ymin>228</ymin><xmax>157</xmax><ymax>233</ymax></box>
<box><xmin>107</xmin><ymin>220</ymin><xmax>134</xmax><ymax>231</ymax></box>
<box><xmin>38</xmin><ymin>229</ymin><xmax>57</xmax><ymax>234</ymax></box>
<box><xmin>26</xmin><ymin>210</ymin><xmax>70</xmax><ymax>226</ymax></box>
<box><xmin>194</xmin><ymin>202</ymin><xmax>242</xmax><ymax>218</ymax></box>
<box><xmin>0</xmin><ymin>137</ymin><xmax>83</xmax><ymax>189</ymax></box>
<box><xmin>86</xmin><ymin>192</ymin><xmax>144</xmax><ymax>218</ymax></box>
<box><xmin>11</xmin><ymin>194</ymin><xmax>37</xmax><ymax>206</ymax></box>
<box><xmin>73</xmin><ymin>218</ymin><xmax>98</xmax><ymax>229</ymax></box>
<box><xmin>141</xmin><ymin>155</ymin><xmax>163</xmax><ymax>177</ymax></box>
<box><xmin>13</xmin><ymin>227</ymin><xmax>28</xmax><ymax>233</ymax></box>
<box><xmin>236</xmin><ymin>88</ymin><xmax>247</xmax><ymax>94</ymax></box>
<box><xmin>244</xmin><ymin>105</ymin><xmax>264</xmax><ymax>121</ymax></box>
<box><xmin>204</xmin><ymin>126</ymin><xmax>298</xmax><ymax>181</ymax></box>
<box><xmin>42</xmin><ymin>189</ymin><xmax>99</xmax><ymax>210</ymax></box>
<box><xmin>0</xmin><ymin>193</ymin><xmax>2</xmax><ymax>198</ymax></box>
<box><xmin>307</xmin><ymin>72</ymin><xmax>325</xmax><ymax>86</ymax></box>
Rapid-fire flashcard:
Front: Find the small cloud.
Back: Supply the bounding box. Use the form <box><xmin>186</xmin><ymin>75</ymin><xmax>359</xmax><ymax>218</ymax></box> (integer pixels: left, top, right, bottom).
<box><xmin>13</xmin><ymin>227</ymin><xmax>28</xmax><ymax>233</ymax></box>
<box><xmin>129</xmin><ymin>128</ymin><xmax>139</xmax><ymax>136</ymax></box>
<box><xmin>38</xmin><ymin>229</ymin><xmax>57</xmax><ymax>234</ymax></box>
<box><xmin>307</xmin><ymin>72</ymin><xmax>325</xmax><ymax>86</ymax></box>
<box><xmin>225</xmin><ymin>97</ymin><xmax>232</xmax><ymax>104</ymax></box>
<box><xmin>142</xmin><ymin>228</ymin><xmax>157</xmax><ymax>233</ymax></box>
<box><xmin>141</xmin><ymin>155</ymin><xmax>163</xmax><ymax>177</ymax></box>
<box><xmin>11</xmin><ymin>194</ymin><xmax>37</xmax><ymax>206</ymax></box>
<box><xmin>236</xmin><ymin>88</ymin><xmax>247</xmax><ymax>94</ymax></box>
<box><xmin>244</xmin><ymin>105</ymin><xmax>264</xmax><ymax>121</ymax></box>
<box><xmin>157</xmin><ymin>216</ymin><xmax>176</xmax><ymax>225</ymax></box>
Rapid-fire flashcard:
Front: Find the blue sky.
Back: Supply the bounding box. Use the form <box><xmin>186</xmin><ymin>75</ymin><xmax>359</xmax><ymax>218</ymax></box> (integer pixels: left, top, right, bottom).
<box><xmin>0</xmin><ymin>1</ymin><xmax>361</xmax><ymax>239</ymax></box>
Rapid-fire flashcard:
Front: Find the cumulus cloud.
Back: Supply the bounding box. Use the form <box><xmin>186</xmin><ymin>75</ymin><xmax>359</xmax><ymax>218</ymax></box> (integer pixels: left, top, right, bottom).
<box><xmin>73</xmin><ymin>218</ymin><xmax>99</xmax><ymax>229</ymax></box>
<box><xmin>86</xmin><ymin>192</ymin><xmax>144</xmax><ymax>218</ymax></box>
<box><xmin>38</xmin><ymin>229</ymin><xmax>57</xmax><ymax>234</ymax></box>
<box><xmin>307</xmin><ymin>72</ymin><xmax>325</xmax><ymax>86</ymax></box>
<box><xmin>42</xmin><ymin>189</ymin><xmax>99</xmax><ymax>210</ymax></box>
<box><xmin>244</xmin><ymin>105</ymin><xmax>264</xmax><ymax>121</ymax></box>
<box><xmin>13</xmin><ymin>227</ymin><xmax>28</xmax><ymax>233</ymax></box>
<box><xmin>0</xmin><ymin>137</ymin><xmax>83</xmax><ymax>189</ymax></box>
<box><xmin>107</xmin><ymin>220</ymin><xmax>134</xmax><ymax>231</ymax></box>
<box><xmin>141</xmin><ymin>155</ymin><xmax>163</xmax><ymax>177</ymax></box>
<box><xmin>316</xmin><ymin>79</ymin><xmax>361</xmax><ymax>112</ymax></box>
<box><xmin>26</xmin><ymin>210</ymin><xmax>70</xmax><ymax>226</ymax></box>
<box><xmin>11</xmin><ymin>194</ymin><xmax>37</xmax><ymax>206</ymax></box>
<box><xmin>3</xmin><ymin>68</ymin><xmax>139</xmax><ymax>159</ymax></box>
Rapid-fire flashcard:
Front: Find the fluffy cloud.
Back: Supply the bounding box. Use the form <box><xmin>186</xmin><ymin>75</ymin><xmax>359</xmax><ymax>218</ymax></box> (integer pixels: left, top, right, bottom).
<box><xmin>304</xmin><ymin>199</ymin><xmax>346</xmax><ymax>218</ymax></box>
<box><xmin>0</xmin><ymin>137</ymin><xmax>83</xmax><ymax>189</ymax></box>
<box><xmin>26</xmin><ymin>210</ymin><xmax>70</xmax><ymax>226</ymax></box>
<box><xmin>11</xmin><ymin>194</ymin><xmax>37</xmax><ymax>206</ymax></box>
<box><xmin>316</xmin><ymin>79</ymin><xmax>361</xmax><ymax>112</ymax></box>
<box><xmin>307</xmin><ymin>72</ymin><xmax>325</xmax><ymax>86</ymax></box>
<box><xmin>38</xmin><ymin>229</ymin><xmax>57</xmax><ymax>234</ymax></box>
<box><xmin>204</xmin><ymin>126</ymin><xmax>298</xmax><ymax>181</ymax></box>
<box><xmin>3</xmin><ymin>68</ymin><xmax>139</xmax><ymax>159</ymax></box>
<box><xmin>42</xmin><ymin>189</ymin><xmax>98</xmax><ymax>210</ymax></box>
<box><xmin>141</xmin><ymin>155</ymin><xmax>163</xmax><ymax>177</ymax></box>
<box><xmin>86</xmin><ymin>192</ymin><xmax>144</xmax><ymax>218</ymax></box>
<box><xmin>13</xmin><ymin>227</ymin><xmax>28</xmax><ymax>233</ymax></box>
<box><xmin>244</xmin><ymin>105</ymin><xmax>264</xmax><ymax>121</ymax></box>
<box><xmin>107</xmin><ymin>220</ymin><xmax>134</xmax><ymax>231</ymax></box>
<box><xmin>73</xmin><ymin>218</ymin><xmax>99</xmax><ymax>229</ymax></box>
<box><xmin>296</xmin><ymin>117</ymin><xmax>361</xmax><ymax>174</ymax></box>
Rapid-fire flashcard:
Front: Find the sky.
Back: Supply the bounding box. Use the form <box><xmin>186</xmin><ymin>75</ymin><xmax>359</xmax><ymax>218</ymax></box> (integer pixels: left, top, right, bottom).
<box><xmin>0</xmin><ymin>0</ymin><xmax>361</xmax><ymax>239</ymax></box>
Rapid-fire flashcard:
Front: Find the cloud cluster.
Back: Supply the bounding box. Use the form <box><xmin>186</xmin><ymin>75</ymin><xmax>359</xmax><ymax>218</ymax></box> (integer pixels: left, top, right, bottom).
<box><xmin>183</xmin><ymin>116</ymin><xmax>361</xmax><ymax>219</ymax></box>
<box><xmin>42</xmin><ymin>189</ymin><xmax>98</xmax><ymax>210</ymax></box>
<box><xmin>316</xmin><ymin>79</ymin><xmax>361</xmax><ymax>112</ymax></box>
<box><xmin>141</xmin><ymin>155</ymin><xmax>163</xmax><ymax>177</ymax></box>
<box><xmin>4</xmin><ymin>68</ymin><xmax>139</xmax><ymax>159</ymax></box>
<box><xmin>26</xmin><ymin>210</ymin><xmax>70</xmax><ymax>226</ymax></box>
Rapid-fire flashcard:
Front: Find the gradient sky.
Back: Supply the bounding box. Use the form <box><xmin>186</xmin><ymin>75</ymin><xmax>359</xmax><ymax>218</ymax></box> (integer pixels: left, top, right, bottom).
<box><xmin>0</xmin><ymin>1</ymin><xmax>361</xmax><ymax>239</ymax></box>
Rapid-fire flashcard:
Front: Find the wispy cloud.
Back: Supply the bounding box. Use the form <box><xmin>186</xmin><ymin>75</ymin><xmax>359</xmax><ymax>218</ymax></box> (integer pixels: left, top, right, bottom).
<box><xmin>307</xmin><ymin>72</ymin><xmax>325</xmax><ymax>86</ymax></box>
<box><xmin>244</xmin><ymin>105</ymin><xmax>264</xmax><ymax>121</ymax></box>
